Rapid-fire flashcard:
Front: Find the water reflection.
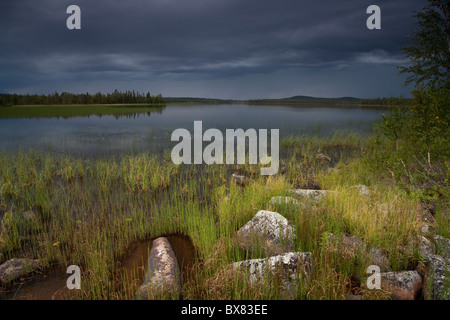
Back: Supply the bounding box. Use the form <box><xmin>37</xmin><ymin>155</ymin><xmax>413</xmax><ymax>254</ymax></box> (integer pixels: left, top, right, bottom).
<box><xmin>0</xmin><ymin>104</ymin><xmax>384</xmax><ymax>157</ymax></box>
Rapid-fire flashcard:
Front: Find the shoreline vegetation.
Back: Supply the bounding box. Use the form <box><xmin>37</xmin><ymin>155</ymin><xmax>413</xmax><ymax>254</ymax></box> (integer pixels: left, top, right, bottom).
<box><xmin>0</xmin><ymin>104</ymin><xmax>167</xmax><ymax>119</ymax></box>
<box><xmin>0</xmin><ymin>130</ymin><xmax>448</xmax><ymax>300</ymax></box>
<box><xmin>1</xmin><ymin>92</ymin><xmax>394</xmax><ymax>110</ymax></box>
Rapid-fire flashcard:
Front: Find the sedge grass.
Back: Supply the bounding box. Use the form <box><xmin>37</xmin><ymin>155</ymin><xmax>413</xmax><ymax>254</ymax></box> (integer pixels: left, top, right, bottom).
<box><xmin>0</xmin><ymin>134</ymin><xmax>440</xmax><ymax>300</ymax></box>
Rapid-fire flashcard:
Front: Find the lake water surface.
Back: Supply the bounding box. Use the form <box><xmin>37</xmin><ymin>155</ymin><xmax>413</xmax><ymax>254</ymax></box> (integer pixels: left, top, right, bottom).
<box><xmin>0</xmin><ymin>104</ymin><xmax>384</xmax><ymax>157</ymax></box>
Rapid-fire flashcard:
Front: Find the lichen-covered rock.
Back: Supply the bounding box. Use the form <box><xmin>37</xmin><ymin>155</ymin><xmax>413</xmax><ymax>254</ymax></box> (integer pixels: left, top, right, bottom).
<box><xmin>232</xmin><ymin>252</ymin><xmax>313</xmax><ymax>292</ymax></box>
<box><xmin>268</xmin><ymin>196</ymin><xmax>301</xmax><ymax>207</ymax></box>
<box><xmin>231</xmin><ymin>173</ymin><xmax>250</xmax><ymax>185</ymax></box>
<box><xmin>137</xmin><ymin>237</ymin><xmax>181</xmax><ymax>299</ymax></box>
<box><xmin>0</xmin><ymin>258</ymin><xmax>40</xmax><ymax>284</ymax></box>
<box><xmin>434</xmin><ymin>235</ymin><xmax>450</xmax><ymax>259</ymax></box>
<box><xmin>288</xmin><ymin>189</ymin><xmax>328</xmax><ymax>202</ymax></box>
<box><xmin>419</xmin><ymin>254</ymin><xmax>450</xmax><ymax>300</ymax></box>
<box><xmin>381</xmin><ymin>271</ymin><xmax>422</xmax><ymax>300</ymax></box>
<box><xmin>237</xmin><ymin>210</ymin><xmax>295</xmax><ymax>256</ymax></box>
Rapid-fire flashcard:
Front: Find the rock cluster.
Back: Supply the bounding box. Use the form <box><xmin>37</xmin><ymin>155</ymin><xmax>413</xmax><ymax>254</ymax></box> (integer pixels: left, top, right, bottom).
<box><xmin>234</xmin><ymin>209</ymin><xmax>312</xmax><ymax>295</ymax></box>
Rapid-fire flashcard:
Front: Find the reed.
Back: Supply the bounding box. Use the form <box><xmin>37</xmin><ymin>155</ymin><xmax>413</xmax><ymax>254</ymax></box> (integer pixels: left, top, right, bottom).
<box><xmin>0</xmin><ymin>133</ymin><xmax>438</xmax><ymax>300</ymax></box>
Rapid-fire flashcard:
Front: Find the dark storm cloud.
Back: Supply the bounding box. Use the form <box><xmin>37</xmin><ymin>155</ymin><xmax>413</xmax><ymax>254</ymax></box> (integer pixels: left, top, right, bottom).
<box><xmin>0</xmin><ymin>0</ymin><xmax>427</xmax><ymax>98</ymax></box>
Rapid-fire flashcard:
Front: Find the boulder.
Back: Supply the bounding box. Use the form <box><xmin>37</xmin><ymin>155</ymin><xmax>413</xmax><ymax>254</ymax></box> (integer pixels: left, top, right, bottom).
<box><xmin>237</xmin><ymin>210</ymin><xmax>295</xmax><ymax>256</ymax></box>
<box><xmin>231</xmin><ymin>173</ymin><xmax>250</xmax><ymax>185</ymax></box>
<box><xmin>137</xmin><ymin>237</ymin><xmax>182</xmax><ymax>299</ymax></box>
<box><xmin>0</xmin><ymin>258</ymin><xmax>40</xmax><ymax>284</ymax></box>
<box><xmin>381</xmin><ymin>271</ymin><xmax>422</xmax><ymax>300</ymax></box>
<box><xmin>419</xmin><ymin>254</ymin><xmax>450</xmax><ymax>300</ymax></box>
<box><xmin>232</xmin><ymin>252</ymin><xmax>313</xmax><ymax>292</ymax></box>
<box><xmin>434</xmin><ymin>235</ymin><xmax>450</xmax><ymax>259</ymax></box>
<box><xmin>288</xmin><ymin>189</ymin><xmax>328</xmax><ymax>202</ymax></box>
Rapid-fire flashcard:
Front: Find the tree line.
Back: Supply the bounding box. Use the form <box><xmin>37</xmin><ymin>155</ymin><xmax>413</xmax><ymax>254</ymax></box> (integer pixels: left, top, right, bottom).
<box><xmin>0</xmin><ymin>90</ymin><xmax>165</xmax><ymax>106</ymax></box>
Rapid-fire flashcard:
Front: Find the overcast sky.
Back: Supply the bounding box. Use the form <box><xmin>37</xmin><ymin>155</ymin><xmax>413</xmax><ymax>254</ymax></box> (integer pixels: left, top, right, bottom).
<box><xmin>0</xmin><ymin>0</ymin><xmax>427</xmax><ymax>99</ymax></box>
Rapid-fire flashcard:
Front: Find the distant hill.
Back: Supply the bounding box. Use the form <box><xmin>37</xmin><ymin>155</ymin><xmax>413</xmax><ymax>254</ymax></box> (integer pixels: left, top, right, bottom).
<box><xmin>165</xmin><ymin>95</ymin><xmax>388</xmax><ymax>109</ymax></box>
<box><xmin>284</xmin><ymin>95</ymin><xmax>360</xmax><ymax>100</ymax></box>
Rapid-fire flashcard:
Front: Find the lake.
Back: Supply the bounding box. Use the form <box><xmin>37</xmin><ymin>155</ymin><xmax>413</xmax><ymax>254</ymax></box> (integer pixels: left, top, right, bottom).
<box><xmin>0</xmin><ymin>104</ymin><xmax>384</xmax><ymax>157</ymax></box>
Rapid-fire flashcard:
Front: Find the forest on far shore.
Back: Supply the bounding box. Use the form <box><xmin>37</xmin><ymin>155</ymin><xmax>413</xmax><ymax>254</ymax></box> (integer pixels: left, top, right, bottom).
<box><xmin>0</xmin><ymin>90</ymin><xmax>166</xmax><ymax>106</ymax></box>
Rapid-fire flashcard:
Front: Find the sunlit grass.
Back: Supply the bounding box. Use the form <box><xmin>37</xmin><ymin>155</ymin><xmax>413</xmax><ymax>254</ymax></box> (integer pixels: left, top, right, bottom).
<box><xmin>0</xmin><ymin>134</ymin><xmax>431</xmax><ymax>300</ymax></box>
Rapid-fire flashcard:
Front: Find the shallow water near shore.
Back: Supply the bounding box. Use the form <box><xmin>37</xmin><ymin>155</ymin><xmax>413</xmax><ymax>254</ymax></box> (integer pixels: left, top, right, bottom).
<box><xmin>0</xmin><ymin>234</ymin><xmax>196</xmax><ymax>300</ymax></box>
<box><xmin>0</xmin><ymin>265</ymin><xmax>69</xmax><ymax>300</ymax></box>
<box><xmin>118</xmin><ymin>234</ymin><xmax>197</xmax><ymax>299</ymax></box>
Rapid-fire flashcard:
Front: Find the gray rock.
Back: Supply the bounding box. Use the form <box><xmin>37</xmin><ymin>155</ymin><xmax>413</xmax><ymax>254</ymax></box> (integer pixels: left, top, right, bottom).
<box><xmin>231</xmin><ymin>173</ymin><xmax>250</xmax><ymax>185</ymax></box>
<box><xmin>268</xmin><ymin>196</ymin><xmax>301</xmax><ymax>207</ymax></box>
<box><xmin>346</xmin><ymin>294</ymin><xmax>362</xmax><ymax>300</ymax></box>
<box><xmin>316</xmin><ymin>153</ymin><xmax>331</xmax><ymax>162</ymax></box>
<box><xmin>0</xmin><ymin>258</ymin><xmax>40</xmax><ymax>284</ymax></box>
<box><xmin>232</xmin><ymin>252</ymin><xmax>313</xmax><ymax>295</ymax></box>
<box><xmin>434</xmin><ymin>235</ymin><xmax>450</xmax><ymax>259</ymax></box>
<box><xmin>381</xmin><ymin>271</ymin><xmax>422</xmax><ymax>300</ymax></box>
<box><xmin>288</xmin><ymin>189</ymin><xmax>329</xmax><ymax>202</ymax></box>
<box><xmin>138</xmin><ymin>237</ymin><xmax>182</xmax><ymax>299</ymax></box>
<box><xmin>400</xmin><ymin>236</ymin><xmax>436</xmax><ymax>258</ymax></box>
<box><xmin>353</xmin><ymin>184</ymin><xmax>370</xmax><ymax>196</ymax></box>
<box><xmin>420</xmin><ymin>254</ymin><xmax>450</xmax><ymax>300</ymax></box>
<box><xmin>420</xmin><ymin>224</ymin><xmax>433</xmax><ymax>234</ymax></box>
<box><xmin>237</xmin><ymin>210</ymin><xmax>296</xmax><ymax>256</ymax></box>
<box><xmin>369</xmin><ymin>247</ymin><xmax>390</xmax><ymax>270</ymax></box>
<box><xmin>326</xmin><ymin>168</ymin><xmax>340</xmax><ymax>174</ymax></box>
